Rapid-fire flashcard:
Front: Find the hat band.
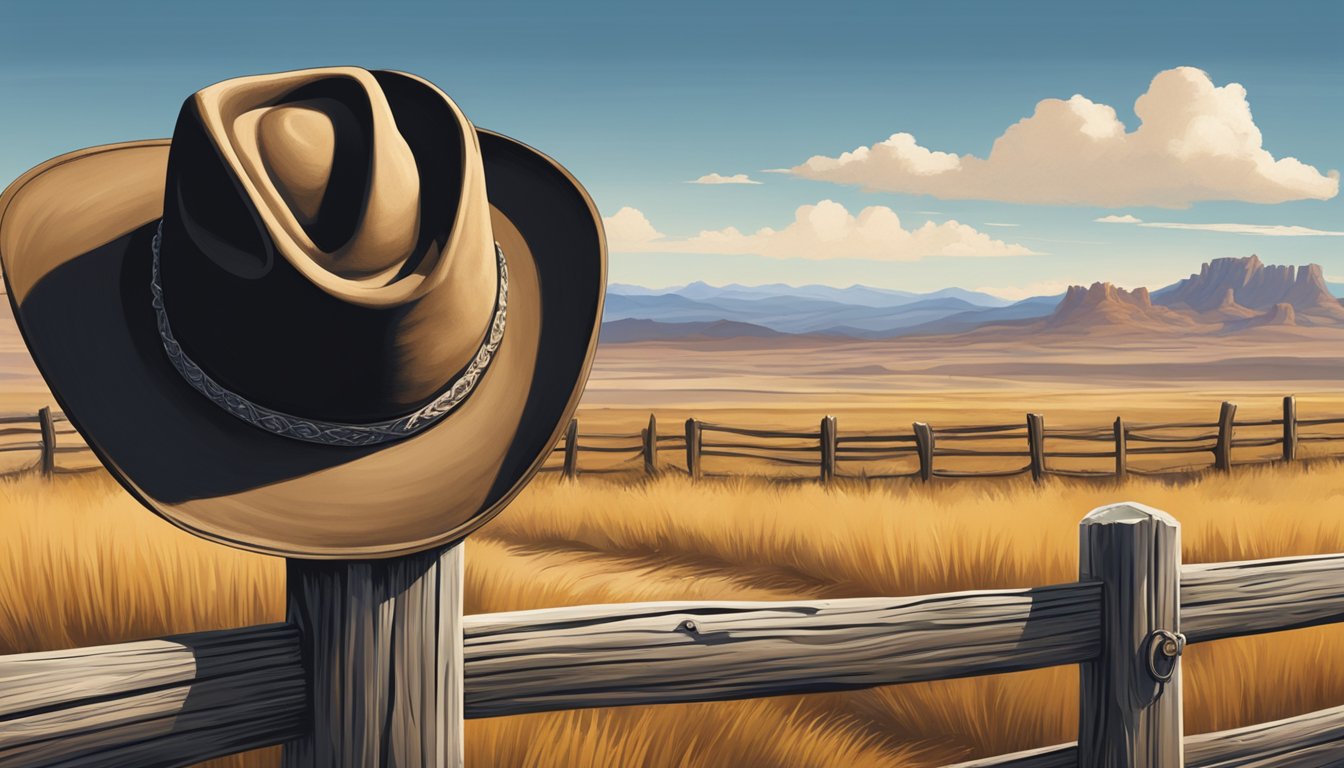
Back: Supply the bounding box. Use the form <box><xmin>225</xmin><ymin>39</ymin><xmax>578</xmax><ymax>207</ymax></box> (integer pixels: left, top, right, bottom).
<box><xmin>149</xmin><ymin>223</ymin><xmax>509</xmax><ymax>446</ymax></box>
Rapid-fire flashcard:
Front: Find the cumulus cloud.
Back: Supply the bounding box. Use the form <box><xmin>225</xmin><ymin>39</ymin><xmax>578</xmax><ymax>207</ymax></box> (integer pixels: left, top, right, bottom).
<box><xmin>688</xmin><ymin>172</ymin><xmax>762</xmax><ymax>185</ymax></box>
<box><xmin>789</xmin><ymin>67</ymin><xmax>1339</xmax><ymax>208</ymax></box>
<box><xmin>1095</xmin><ymin>213</ymin><xmax>1344</xmax><ymax>236</ymax></box>
<box><xmin>603</xmin><ymin>207</ymin><xmax>665</xmax><ymax>249</ymax></box>
<box><xmin>602</xmin><ymin>200</ymin><xmax>1038</xmax><ymax>260</ymax></box>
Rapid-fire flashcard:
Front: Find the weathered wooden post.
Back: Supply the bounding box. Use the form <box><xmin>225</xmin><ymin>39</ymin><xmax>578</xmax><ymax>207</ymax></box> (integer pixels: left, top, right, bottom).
<box><xmin>284</xmin><ymin>545</ymin><xmax>464</xmax><ymax>768</ymax></box>
<box><xmin>1026</xmin><ymin>413</ymin><xmax>1045</xmax><ymax>484</ymax></box>
<box><xmin>36</xmin><ymin>406</ymin><xmax>55</xmax><ymax>478</ymax></box>
<box><xmin>643</xmin><ymin>413</ymin><xmax>659</xmax><ymax>476</ymax></box>
<box><xmin>685</xmin><ymin>418</ymin><xmax>702</xmax><ymax>481</ymax></box>
<box><xmin>563</xmin><ymin>418</ymin><xmax>579</xmax><ymax>479</ymax></box>
<box><xmin>913</xmin><ymin>422</ymin><xmax>934</xmax><ymax>482</ymax></box>
<box><xmin>1078</xmin><ymin>502</ymin><xmax>1183</xmax><ymax>767</ymax></box>
<box><xmin>819</xmin><ymin>415</ymin><xmax>837</xmax><ymax>484</ymax></box>
<box><xmin>1113</xmin><ymin>417</ymin><xmax>1127</xmax><ymax>480</ymax></box>
<box><xmin>1283</xmin><ymin>395</ymin><xmax>1297</xmax><ymax>462</ymax></box>
<box><xmin>1214</xmin><ymin>401</ymin><xmax>1236</xmax><ymax>472</ymax></box>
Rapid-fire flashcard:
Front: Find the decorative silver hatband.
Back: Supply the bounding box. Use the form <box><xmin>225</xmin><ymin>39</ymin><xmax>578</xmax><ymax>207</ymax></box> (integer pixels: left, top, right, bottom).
<box><xmin>150</xmin><ymin>223</ymin><xmax>509</xmax><ymax>446</ymax></box>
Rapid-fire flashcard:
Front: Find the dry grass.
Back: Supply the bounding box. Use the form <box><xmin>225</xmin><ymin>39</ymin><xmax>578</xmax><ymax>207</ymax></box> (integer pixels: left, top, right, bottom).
<box><xmin>4</xmin><ymin>460</ymin><xmax>1344</xmax><ymax>766</ymax></box>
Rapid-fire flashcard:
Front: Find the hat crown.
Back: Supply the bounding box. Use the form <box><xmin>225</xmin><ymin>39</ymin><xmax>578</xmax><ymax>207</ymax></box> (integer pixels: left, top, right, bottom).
<box><xmin>256</xmin><ymin>103</ymin><xmax>335</xmax><ymax>227</ymax></box>
<box><xmin>157</xmin><ymin>67</ymin><xmax>500</xmax><ymax>424</ymax></box>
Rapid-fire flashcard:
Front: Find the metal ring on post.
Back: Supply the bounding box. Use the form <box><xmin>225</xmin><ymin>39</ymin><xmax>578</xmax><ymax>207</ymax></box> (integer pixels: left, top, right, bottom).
<box><xmin>1145</xmin><ymin>629</ymin><xmax>1186</xmax><ymax>683</ymax></box>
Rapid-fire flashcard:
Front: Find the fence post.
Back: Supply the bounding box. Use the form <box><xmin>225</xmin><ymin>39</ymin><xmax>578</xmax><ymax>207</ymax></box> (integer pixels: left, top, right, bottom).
<box><xmin>1026</xmin><ymin>413</ymin><xmax>1045</xmax><ymax>483</ymax></box>
<box><xmin>283</xmin><ymin>543</ymin><xmax>465</xmax><ymax>767</ymax></box>
<box><xmin>1113</xmin><ymin>417</ymin><xmax>1127</xmax><ymax>480</ymax></box>
<box><xmin>819</xmin><ymin>415</ymin><xmax>837</xmax><ymax>484</ymax></box>
<box><xmin>1283</xmin><ymin>395</ymin><xmax>1297</xmax><ymax>462</ymax></box>
<box><xmin>36</xmin><ymin>406</ymin><xmax>55</xmax><ymax>478</ymax></box>
<box><xmin>912</xmin><ymin>422</ymin><xmax>934</xmax><ymax>482</ymax></box>
<box><xmin>563</xmin><ymin>418</ymin><xmax>578</xmax><ymax>479</ymax></box>
<box><xmin>1078</xmin><ymin>502</ymin><xmax>1183</xmax><ymax>767</ymax></box>
<box><xmin>644</xmin><ymin>413</ymin><xmax>659</xmax><ymax>475</ymax></box>
<box><xmin>1214</xmin><ymin>401</ymin><xmax>1236</xmax><ymax>472</ymax></box>
<box><xmin>685</xmin><ymin>418</ymin><xmax>702</xmax><ymax>481</ymax></box>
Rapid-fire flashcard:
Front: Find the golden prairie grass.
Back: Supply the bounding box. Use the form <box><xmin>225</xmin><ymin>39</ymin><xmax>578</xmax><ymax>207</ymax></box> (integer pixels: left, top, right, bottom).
<box><xmin>4</xmin><ymin>462</ymin><xmax>1344</xmax><ymax>766</ymax></box>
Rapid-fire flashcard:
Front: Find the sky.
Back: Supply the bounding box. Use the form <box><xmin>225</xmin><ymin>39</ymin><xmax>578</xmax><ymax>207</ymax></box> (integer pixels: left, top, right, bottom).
<box><xmin>2</xmin><ymin>1</ymin><xmax>1341</xmax><ymax>298</ymax></box>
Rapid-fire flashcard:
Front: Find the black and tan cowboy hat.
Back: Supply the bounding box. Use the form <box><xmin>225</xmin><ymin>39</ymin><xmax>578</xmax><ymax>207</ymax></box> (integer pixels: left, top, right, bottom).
<box><xmin>0</xmin><ymin>66</ymin><xmax>605</xmax><ymax>558</ymax></box>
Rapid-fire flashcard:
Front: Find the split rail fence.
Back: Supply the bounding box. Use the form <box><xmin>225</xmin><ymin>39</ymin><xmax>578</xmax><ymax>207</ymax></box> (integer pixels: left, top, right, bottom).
<box><xmin>545</xmin><ymin>395</ymin><xmax>1344</xmax><ymax>483</ymax></box>
<box><xmin>0</xmin><ymin>407</ymin><xmax>92</xmax><ymax>477</ymax></box>
<box><xmin>4</xmin><ymin>502</ymin><xmax>1344</xmax><ymax>765</ymax></box>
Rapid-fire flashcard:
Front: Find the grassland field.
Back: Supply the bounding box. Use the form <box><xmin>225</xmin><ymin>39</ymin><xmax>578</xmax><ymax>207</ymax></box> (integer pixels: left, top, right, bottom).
<box><xmin>5</xmin><ymin>334</ymin><xmax>1344</xmax><ymax>766</ymax></box>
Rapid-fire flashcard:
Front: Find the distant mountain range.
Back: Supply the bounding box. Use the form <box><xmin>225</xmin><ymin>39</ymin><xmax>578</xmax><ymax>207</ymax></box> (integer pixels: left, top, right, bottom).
<box><xmin>605</xmin><ymin>256</ymin><xmax>1344</xmax><ymax>342</ymax></box>
<box><xmin>608</xmin><ymin>281</ymin><xmax>1014</xmax><ymax>308</ymax></box>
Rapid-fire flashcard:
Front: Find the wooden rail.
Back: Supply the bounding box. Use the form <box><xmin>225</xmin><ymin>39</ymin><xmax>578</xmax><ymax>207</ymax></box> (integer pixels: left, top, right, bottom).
<box><xmin>6</xmin><ymin>504</ymin><xmax>1344</xmax><ymax>765</ymax></box>
<box><xmin>543</xmin><ymin>395</ymin><xmax>1344</xmax><ymax>484</ymax></box>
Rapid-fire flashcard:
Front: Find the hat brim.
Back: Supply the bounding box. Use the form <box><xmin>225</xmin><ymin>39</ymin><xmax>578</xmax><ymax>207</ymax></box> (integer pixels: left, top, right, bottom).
<box><xmin>0</xmin><ymin>130</ymin><xmax>605</xmax><ymax>559</ymax></box>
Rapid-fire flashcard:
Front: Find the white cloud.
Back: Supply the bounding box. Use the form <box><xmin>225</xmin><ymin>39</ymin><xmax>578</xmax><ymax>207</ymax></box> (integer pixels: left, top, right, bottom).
<box><xmin>688</xmin><ymin>172</ymin><xmax>762</xmax><ymax>185</ymax></box>
<box><xmin>603</xmin><ymin>207</ymin><xmax>665</xmax><ymax>250</ymax></box>
<box><xmin>789</xmin><ymin>67</ymin><xmax>1339</xmax><ymax>208</ymax></box>
<box><xmin>1093</xmin><ymin>213</ymin><xmax>1344</xmax><ymax>236</ymax></box>
<box><xmin>1139</xmin><ymin>222</ymin><xmax>1344</xmax><ymax>237</ymax></box>
<box><xmin>602</xmin><ymin>200</ymin><xmax>1038</xmax><ymax>260</ymax></box>
<box><xmin>983</xmin><ymin>222</ymin><xmax>1019</xmax><ymax>227</ymax></box>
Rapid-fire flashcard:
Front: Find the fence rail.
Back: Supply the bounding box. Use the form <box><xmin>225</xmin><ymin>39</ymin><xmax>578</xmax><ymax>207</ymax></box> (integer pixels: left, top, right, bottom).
<box><xmin>544</xmin><ymin>395</ymin><xmax>1344</xmax><ymax>485</ymax></box>
<box><xmin>4</xmin><ymin>503</ymin><xmax>1344</xmax><ymax>765</ymax></box>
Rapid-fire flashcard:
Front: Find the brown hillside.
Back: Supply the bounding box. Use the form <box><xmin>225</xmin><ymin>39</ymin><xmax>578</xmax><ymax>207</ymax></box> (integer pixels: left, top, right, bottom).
<box><xmin>1158</xmin><ymin>255</ymin><xmax>1344</xmax><ymax>325</ymax></box>
<box><xmin>1041</xmin><ymin>282</ymin><xmax>1205</xmax><ymax>334</ymax></box>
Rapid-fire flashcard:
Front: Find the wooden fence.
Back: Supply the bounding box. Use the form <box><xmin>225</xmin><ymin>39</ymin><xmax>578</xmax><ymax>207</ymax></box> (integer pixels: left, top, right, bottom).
<box><xmin>544</xmin><ymin>395</ymin><xmax>1344</xmax><ymax>483</ymax></box>
<box><xmin>14</xmin><ymin>395</ymin><xmax>1342</xmax><ymax>485</ymax></box>
<box><xmin>5</xmin><ymin>501</ymin><xmax>1344</xmax><ymax>765</ymax></box>
<box><xmin>0</xmin><ymin>407</ymin><xmax>92</xmax><ymax>477</ymax></box>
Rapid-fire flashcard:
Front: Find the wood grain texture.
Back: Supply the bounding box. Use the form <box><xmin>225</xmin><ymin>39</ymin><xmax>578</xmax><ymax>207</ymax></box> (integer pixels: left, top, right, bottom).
<box><xmin>282</xmin><ymin>544</ymin><xmax>464</xmax><ymax>768</ymax></box>
<box><xmin>562</xmin><ymin>418</ymin><xmax>578</xmax><ymax>479</ymax></box>
<box><xmin>35</xmin><ymin>406</ymin><xmax>53</xmax><ymax>477</ymax></box>
<box><xmin>1186</xmin><ymin>703</ymin><xmax>1344</xmax><ymax>767</ymax></box>
<box><xmin>914</xmin><ymin>421</ymin><xmax>934</xmax><ymax>481</ymax></box>
<box><xmin>8</xmin><ymin>547</ymin><xmax>1344</xmax><ymax>765</ymax></box>
<box><xmin>1182</xmin><ymin>552</ymin><xmax>1344</xmax><ymax>643</ymax></box>
<box><xmin>1215</xmin><ymin>401</ymin><xmax>1237</xmax><ymax>471</ymax></box>
<box><xmin>946</xmin><ymin>704</ymin><xmax>1344</xmax><ymax>767</ymax></box>
<box><xmin>643</xmin><ymin>413</ymin><xmax>658</xmax><ymax>475</ymax></box>
<box><xmin>1078</xmin><ymin>502</ymin><xmax>1183</xmax><ymax>768</ymax></box>
<box><xmin>1026</xmin><ymin>413</ymin><xmax>1045</xmax><ymax>483</ymax></box>
<box><xmin>462</xmin><ymin>583</ymin><xmax>1101</xmax><ymax>718</ymax></box>
<box><xmin>685</xmin><ymin>417</ymin><xmax>702</xmax><ymax>480</ymax></box>
<box><xmin>0</xmin><ymin>623</ymin><xmax>303</xmax><ymax>767</ymax></box>
<box><xmin>820</xmin><ymin>415</ymin><xmax>837</xmax><ymax>483</ymax></box>
<box><xmin>1283</xmin><ymin>395</ymin><xmax>1298</xmax><ymax>462</ymax></box>
<box><xmin>943</xmin><ymin>742</ymin><xmax>1077</xmax><ymax>767</ymax></box>
<box><xmin>1113</xmin><ymin>417</ymin><xmax>1127</xmax><ymax>479</ymax></box>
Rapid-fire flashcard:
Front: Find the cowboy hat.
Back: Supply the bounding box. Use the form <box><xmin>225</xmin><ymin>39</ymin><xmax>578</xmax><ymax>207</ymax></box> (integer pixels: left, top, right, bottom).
<box><xmin>0</xmin><ymin>66</ymin><xmax>606</xmax><ymax>559</ymax></box>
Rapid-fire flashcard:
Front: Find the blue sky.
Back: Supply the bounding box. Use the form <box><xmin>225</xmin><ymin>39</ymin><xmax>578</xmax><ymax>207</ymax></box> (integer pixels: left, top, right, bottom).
<box><xmin>2</xmin><ymin>0</ymin><xmax>1340</xmax><ymax>296</ymax></box>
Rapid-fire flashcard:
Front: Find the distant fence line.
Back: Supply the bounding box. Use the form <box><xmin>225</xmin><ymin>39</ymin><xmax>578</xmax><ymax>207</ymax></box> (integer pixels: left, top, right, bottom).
<box><xmin>0</xmin><ymin>406</ymin><xmax>92</xmax><ymax>476</ymax></box>
<box><xmin>8</xmin><ymin>397</ymin><xmax>1343</xmax><ymax>484</ymax></box>
<box><xmin>543</xmin><ymin>395</ymin><xmax>1344</xmax><ymax>483</ymax></box>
